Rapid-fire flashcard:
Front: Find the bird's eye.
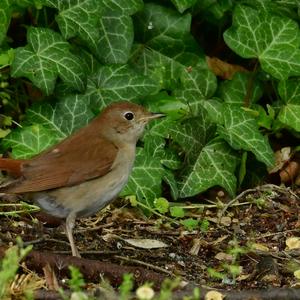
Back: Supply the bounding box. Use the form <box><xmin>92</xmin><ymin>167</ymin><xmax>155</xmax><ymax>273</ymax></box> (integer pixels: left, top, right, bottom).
<box><xmin>124</xmin><ymin>111</ymin><xmax>134</xmax><ymax>120</ymax></box>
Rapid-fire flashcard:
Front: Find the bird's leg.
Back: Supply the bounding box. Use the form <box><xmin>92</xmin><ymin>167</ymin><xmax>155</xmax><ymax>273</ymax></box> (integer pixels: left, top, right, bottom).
<box><xmin>65</xmin><ymin>212</ymin><xmax>81</xmax><ymax>257</ymax></box>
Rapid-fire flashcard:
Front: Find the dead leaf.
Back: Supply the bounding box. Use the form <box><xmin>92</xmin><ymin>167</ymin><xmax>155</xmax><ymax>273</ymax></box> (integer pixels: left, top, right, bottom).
<box><xmin>236</xmin><ymin>273</ymin><xmax>252</xmax><ymax>281</ymax></box>
<box><xmin>220</xmin><ymin>216</ymin><xmax>231</xmax><ymax>226</ymax></box>
<box><xmin>124</xmin><ymin>238</ymin><xmax>168</xmax><ymax>249</ymax></box>
<box><xmin>215</xmin><ymin>252</ymin><xmax>233</xmax><ymax>261</ymax></box>
<box><xmin>205</xmin><ymin>290</ymin><xmax>225</xmax><ymax>300</ymax></box>
<box><xmin>268</xmin><ymin>147</ymin><xmax>291</xmax><ymax>174</ymax></box>
<box><xmin>294</xmin><ymin>269</ymin><xmax>300</xmax><ymax>280</ymax></box>
<box><xmin>189</xmin><ymin>238</ymin><xmax>201</xmax><ymax>256</ymax></box>
<box><xmin>42</xmin><ymin>263</ymin><xmax>59</xmax><ymax>290</ymax></box>
<box><xmin>286</xmin><ymin>237</ymin><xmax>300</xmax><ymax>250</ymax></box>
<box><xmin>280</xmin><ymin>161</ymin><xmax>300</xmax><ymax>183</ymax></box>
<box><xmin>206</xmin><ymin>56</ymin><xmax>248</xmax><ymax>79</ymax></box>
<box><xmin>211</xmin><ymin>235</ymin><xmax>229</xmax><ymax>246</ymax></box>
<box><xmin>251</xmin><ymin>243</ymin><xmax>269</xmax><ymax>252</ymax></box>
<box><xmin>136</xmin><ymin>286</ymin><xmax>155</xmax><ymax>300</ymax></box>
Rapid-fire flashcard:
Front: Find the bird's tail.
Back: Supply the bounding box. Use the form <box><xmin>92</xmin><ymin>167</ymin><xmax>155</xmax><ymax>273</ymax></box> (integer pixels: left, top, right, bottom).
<box><xmin>0</xmin><ymin>158</ymin><xmax>24</xmax><ymax>177</ymax></box>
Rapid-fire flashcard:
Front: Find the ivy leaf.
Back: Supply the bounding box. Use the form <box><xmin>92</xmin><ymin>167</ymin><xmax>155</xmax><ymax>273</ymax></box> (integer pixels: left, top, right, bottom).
<box><xmin>122</xmin><ymin>137</ymin><xmax>165</xmax><ymax>207</ymax></box>
<box><xmin>131</xmin><ymin>2</ymin><xmax>205</xmax><ymax>91</ymax></box>
<box><xmin>201</xmin><ymin>98</ymin><xmax>223</xmax><ymax>124</ymax></box>
<box><xmin>2</xmin><ymin>125</ymin><xmax>58</xmax><ymax>159</ymax></box>
<box><xmin>102</xmin><ymin>0</ymin><xmax>143</xmax><ymax>15</ymax></box>
<box><xmin>167</xmin><ymin>109</ymin><xmax>237</xmax><ymax>197</ymax></box>
<box><xmin>163</xmin><ymin>169</ymin><xmax>179</xmax><ymax>200</ymax></box>
<box><xmin>85</xmin><ymin>64</ymin><xmax>160</xmax><ymax>110</ymax></box>
<box><xmin>11</xmin><ymin>27</ymin><xmax>86</xmax><ymax>95</ymax></box>
<box><xmin>26</xmin><ymin>95</ymin><xmax>94</xmax><ymax>138</ymax></box>
<box><xmin>160</xmin><ymin>148</ymin><xmax>181</xmax><ymax>170</ymax></box>
<box><xmin>134</xmin><ymin>3</ymin><xmax>199</xmax><ymax>58</ymax></box>
<box><xmin>194</xmin><ymin>0</ymin><xmax>233</xmax><ymax>20</ymax></box>
<box><xmin>123</xmin><ymin>134</ymin><xmax>179</xmax><ymax>205</ymax></box>
<box><xmin>41</xmin><ymin>0</ymin><xmax>101</xmax><ymax>54</ymax></box>
<box><xmin>217</xmin><ymin>104</ymin><xmax>274</xmax><ymax>167</ymax></box>
<box><xmin>98</xmin><ymin>11</ymin><xmax>133</xmax><ymax>63</ymax></box>
<box><xmin>0</xmin><ymin>0</ymin><xmax>10</xmax><ymax>45</ymax></box>
<box><xmin>179</xmin><ymin>138</ymin><xmax>238</xmax><ymax>198</ymax></box>
<box><xmin>218</xmin><ymin>72</ymin><xmax>263</xmax><ymax>105</ymax></box>
<box><xmin>97</xmin><ymin>0</ymin><xmax>143</xmax><ymax>63</ymax></box>
<box><xmin>3</xmin><ymin>95</ymin><xmax>94</xmax><ymax>158</ymax></box>
<box><xmin>278</xmin><ymin>79</ymin><xmax>300</xmax><ymax>132</ymax></box>
<box><xmin>174</xmin><ymin>66</ymin><xmax>217</xmax><ymax>113</ymax></box>
<box><xmin>171</xmin><ymin>0</ymin><xmax>197</xmax><ymax>13</ymax></box>
<box><xmin>131</xmin><ymin>3</ymin><xmax>205</xmax><ymax>90</ymax></box>
<box><xmin>144</xmin><ymin>92</ymin><xmax>189</xmax><ymax>120</ymax></box>
<box><xmin>131</xmin><ymin>46</ymin><xmax>204</xmax><ymax>91</ymax></box>
<box><xmin>170</xmin><ymin>109</ymin><xmax>216</xmax><ymax>163</ymax></box>
<box><xmin>224</xmin><ymin>5</ymin><xmax>300</xmax><ymax>80</ymax></box>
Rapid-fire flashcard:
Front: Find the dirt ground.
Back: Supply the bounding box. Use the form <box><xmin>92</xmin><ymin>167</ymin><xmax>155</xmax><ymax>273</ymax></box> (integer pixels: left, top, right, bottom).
<box><xmin>1</xmin><ymin>184</ymin><xmax>300</xmax><ymax>298</ymax></box>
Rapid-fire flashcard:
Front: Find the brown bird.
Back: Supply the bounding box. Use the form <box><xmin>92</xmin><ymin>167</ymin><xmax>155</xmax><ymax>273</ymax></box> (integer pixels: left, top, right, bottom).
<box><xmin>0</xmin><ymin>101</ymin><xmax>164</xmax><ymax>257</ymax></box>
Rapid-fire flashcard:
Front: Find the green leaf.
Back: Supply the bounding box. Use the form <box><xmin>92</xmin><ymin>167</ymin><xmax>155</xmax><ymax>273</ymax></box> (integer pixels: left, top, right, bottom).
<box><xmin>163</xmin><ymin>169</ymin><xmax>179</xmax><ymax>200</ymax></box>
<box><xmin>173</xmin><ymin>66</ymin><xmax>217</xmax><ymax>113</ymax></box>
<box><xmin>41</xmin><ymin>0</ymin><xmax>101</xmax><ymax>55</ymax></box>
<box><xmin>217</xmin><ymin>104</ymin><xmax>274</xmax><ymax>167</ymax></box>
<box><xmin>3</xmin><ymin>95</ymin><xmax>94</xmax><ymax>158</ymax></box>
<box><xmin>160</xmin><ymin>148</ymin><xmax>181</xmax><ymax>170</ymax></box>
<box><xmin>144</xmin><ymin>92</ymin><xmax>189</xmax><ymax>120</ymax></box>
<box><xmin>122</xmin><ymin>134</ymin><xmax>179</xmax><ymax>205</ymax></box>
<box><xmin>149</xmin><ymin>117</ymin><xmax>176</xmax><ymax>139</ymax></box>
<box><xmin>131</xmin><ymin>46</ymin><xmax>203</xmax><ymax>91</ymax></box>
<box><xmin>98</xmin><ymin>11</ymin><xmax>133</xmax><ymax>63</ymax></box>
<box><xmin>154</xmin><ymin>197</ymin><xmax>169</xmax><ymax>214</ymax></box>
<box><xmin>179</xmin><ymin>138</ymin><xmax>238</xmax><ymax>198</ymax></box>
<box><xmin>200</xmin><ymin>219</ymin><xmax>210</xmax><ymax>232</ymax></box>
<box><xmin>278</xmin><ymin>79</ymin><xmax>300</xmax><ymax>132</ymax></box>
<box><xmin>11</xmin><ymin>27</ymin><xmax>86</xmax><ymax>95</ymax></box>
<box><xmin>201</xmin><ymin>98</ymin><xmax>223</xmax><ymax>124</ymax></box>
<box><xmin>238</xmin><ymin>151</ymin><xmax>247</xmax><ymax>187</ymax></box>
<box><xmin>180</xmin><ymin>218</ymin><xmax>199</xmax><ymax>231</ymax></box>
<box><xmin>122</xmin><ymin>147</ymin><xmax>164</xmax><ymax>207</ymax></box>
<box><xmin>68</xmin><ymin>266</ymin><xmax>85</xmax><ymax>292</ymax></box>
<box><xmin>171</xmin><ymin>0</ymin><xmax>197</xmax><ymax>13</ymax></box>
<box><xmin>96</xmin><ymin>0</ymin><xmax>143</xmax><ymax>63</ymax></box>
<box><xmin>26</xmin><ymin>95</ymin><xmax>94</xmax><ymax>138</ymax></box>
<box><xmin>170</xmin><ymin>206</ymin><xmax>185</xmax><ymax>218</ymax></box>
<box><xmin>0</xmin><ymin>129</ymin><xmax>11</xmax><ymax>138</ymax></box>
<box><xmin>218</xmin><ymin>72</ymin><xmax>263</xmax><ymax>105</ymax></box>
<box><xmin>0</xmin><ymin>0</ymin><xmax>11</xmax><ymax>45</ymax></box>
<box><xmin>85</xmin><ymin>65</ymin><xmax>160</xmax><ymax>110</ymax></box>
<box><xmin>2</xmin><ymin>125</ymin><xmax>57</xmax><ymax>159</ymax></box>
<box><xmin>134</xmin><ymin>3</ymin><xmax>199</xmax><ymax>57</ymax></box>
<box><xmin>170</xmin><ymin>111</ymin><xmax>216</xmax><ymax>163</ymax></box>
<box><xmin>224</xmin><ymin>5</ymin><xmax>300</xmax><ymax>80</ymax></box>
<box><xmin>0</xmin><ymin>48</ymin><xmax>14</xmax><ymax>67</ymax></box>
<box><xmin>194</xmin><ymin>0</ymin><xmax>233</xmax><ymax>20</ymax></box>
<box><xmin>102</xmin><ymin>0</ymin><xmax>143</xmax><ymax>15</ymax></box>
<box><xmin>252</xmin><ymin>104</ymin><xmax>274</xmax><ymax>130</ymax></box>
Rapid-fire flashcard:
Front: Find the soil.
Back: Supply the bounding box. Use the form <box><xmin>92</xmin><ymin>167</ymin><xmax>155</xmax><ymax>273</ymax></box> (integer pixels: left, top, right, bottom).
<box><xmin>1</xmin><ymin>184</ymin><xmax>300</xmax><ymax>297</ymax></box>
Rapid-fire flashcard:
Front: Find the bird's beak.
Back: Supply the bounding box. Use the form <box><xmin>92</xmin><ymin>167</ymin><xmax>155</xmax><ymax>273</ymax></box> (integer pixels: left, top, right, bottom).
<box><xmin>147</xmin><ymin>113</ymin><xmax>166</xmax><ymax>120</ymax></box>
<box><xmin>139</xmin><ymin>113</ymin><xmax>165</xmax><ymax>122</ymax></box>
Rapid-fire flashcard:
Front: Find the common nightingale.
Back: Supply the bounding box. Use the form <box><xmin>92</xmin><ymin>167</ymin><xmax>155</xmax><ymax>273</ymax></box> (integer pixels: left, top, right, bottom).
<box><xmin>0</xmin><ymin>101</ymin><xmax>164</xmax><ymax>257</ymax></box>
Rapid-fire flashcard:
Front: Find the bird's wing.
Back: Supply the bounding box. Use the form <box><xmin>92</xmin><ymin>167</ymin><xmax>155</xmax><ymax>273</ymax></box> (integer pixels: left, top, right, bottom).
<box><xmin>3</xmin><ymin>132</ymin><xmax>118</xmax><ymax>193</ymax></box>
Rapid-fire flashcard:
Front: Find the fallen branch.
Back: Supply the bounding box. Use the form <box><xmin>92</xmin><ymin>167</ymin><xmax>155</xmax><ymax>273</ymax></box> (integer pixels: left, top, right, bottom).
<box><xmin>0</xmin><ymin>246</ymin><xmax>166</xmax><ymax>288</ymax></box>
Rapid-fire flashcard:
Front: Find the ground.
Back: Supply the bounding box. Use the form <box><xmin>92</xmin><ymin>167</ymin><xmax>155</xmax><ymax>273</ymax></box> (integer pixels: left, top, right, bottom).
<box><xmin>0</xmin><ymin>184</ymin><xmax>300</xmax><ymax>298</ymax></box>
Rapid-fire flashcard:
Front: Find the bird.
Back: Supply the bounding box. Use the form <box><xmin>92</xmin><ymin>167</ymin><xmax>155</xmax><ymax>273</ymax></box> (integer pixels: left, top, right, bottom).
<box><xmin>0</xmin><ymin>101</ymin><xmax>164</xmax><ymax>257</ymax></box>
